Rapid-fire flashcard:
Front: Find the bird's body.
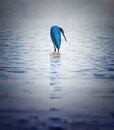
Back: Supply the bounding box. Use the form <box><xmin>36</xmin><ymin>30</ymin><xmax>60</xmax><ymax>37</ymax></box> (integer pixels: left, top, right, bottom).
<box><xmin>50</xmin><ymin>26</ymin><xmax>67</xmax><ymax>53</ymax></box>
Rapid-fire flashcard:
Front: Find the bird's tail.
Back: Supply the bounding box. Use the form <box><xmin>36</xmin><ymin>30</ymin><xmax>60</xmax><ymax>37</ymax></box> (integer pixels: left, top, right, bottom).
<box><xmin>59</xmin><ymin>28</ymin><xmax>67</xmax><ymax>42</ymax></box>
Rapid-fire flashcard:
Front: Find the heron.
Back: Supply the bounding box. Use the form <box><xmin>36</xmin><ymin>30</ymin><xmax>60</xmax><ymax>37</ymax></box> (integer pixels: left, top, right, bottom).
<box><xmin>50</xmin><ymin>25</ymin><xmax>67</xmax><ymax>53</ymax></box>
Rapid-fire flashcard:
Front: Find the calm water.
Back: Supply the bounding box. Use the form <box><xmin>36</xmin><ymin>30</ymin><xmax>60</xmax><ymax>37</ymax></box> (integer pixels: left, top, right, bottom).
<box><xmin>0</xmin><ymin>3</ymin><xmax>114</xmax><ymax>130</ymax></box>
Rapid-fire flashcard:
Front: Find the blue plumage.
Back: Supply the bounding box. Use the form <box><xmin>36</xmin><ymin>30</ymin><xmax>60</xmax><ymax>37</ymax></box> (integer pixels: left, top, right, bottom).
<box><xmin>50</xmin><ymin>26</ymin><xmax>67</xmax><ymax>52</ymax></box>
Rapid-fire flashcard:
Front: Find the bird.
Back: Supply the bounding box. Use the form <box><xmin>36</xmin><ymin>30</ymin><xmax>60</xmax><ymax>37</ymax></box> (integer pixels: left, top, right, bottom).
<box><xmin>50</xmin><ymin>25</ymin><xmax>67</xmax><ymax>54</ymax></box>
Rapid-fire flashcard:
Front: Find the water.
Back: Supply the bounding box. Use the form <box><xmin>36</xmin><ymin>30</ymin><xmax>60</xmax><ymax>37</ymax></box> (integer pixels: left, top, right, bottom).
<box><xmin>0</xmin><ymin>1</ymin><xmax>114</xmax><ymax>130</ymax></box>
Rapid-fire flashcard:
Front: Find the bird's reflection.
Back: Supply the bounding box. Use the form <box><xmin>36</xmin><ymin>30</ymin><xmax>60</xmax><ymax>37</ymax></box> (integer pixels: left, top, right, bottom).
<box><xmin>48</xmin><ymin>55</ymin><xmax>64</xmax><ymax>130</ymax></box>
<box><xmin>50</xmin><ymin>55</ymin><xmax>61</xmax><ymax>95</ymax></box>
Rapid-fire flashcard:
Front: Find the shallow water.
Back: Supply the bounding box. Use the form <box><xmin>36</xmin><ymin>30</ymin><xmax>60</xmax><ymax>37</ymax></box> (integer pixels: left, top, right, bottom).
<box><xmin>0</xmin><ymin>2</ymin><xmax>114</xmax><ymax>130</ymax></box>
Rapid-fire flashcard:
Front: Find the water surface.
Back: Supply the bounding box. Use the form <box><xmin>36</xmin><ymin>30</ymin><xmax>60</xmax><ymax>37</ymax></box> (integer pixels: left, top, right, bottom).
<box><xmin>0</xmin><ymin>1</ymin><xmax>114</xmax><ymax>130</ymax></box>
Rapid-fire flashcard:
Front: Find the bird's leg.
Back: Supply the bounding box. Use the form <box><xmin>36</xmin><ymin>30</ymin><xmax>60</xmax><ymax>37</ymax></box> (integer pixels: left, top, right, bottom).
<box><xmin>54</xmin><ymin>46</ymin><xmax>56</xmax><ymax>52</ymax></box>
<box><xmin>58</xmin><ymin>49</ymin><xmax>59</xmax><ymax>53</ymax></box>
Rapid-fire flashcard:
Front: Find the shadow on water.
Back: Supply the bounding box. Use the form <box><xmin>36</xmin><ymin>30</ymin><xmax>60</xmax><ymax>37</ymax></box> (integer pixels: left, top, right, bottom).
<box><xmin>48</xmin><ymin>54</ymin><xmax>64</xmax><ymax>130</ymax></box>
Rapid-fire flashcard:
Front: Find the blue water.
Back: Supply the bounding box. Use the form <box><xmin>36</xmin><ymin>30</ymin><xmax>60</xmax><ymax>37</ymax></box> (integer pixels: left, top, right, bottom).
<box><xmin>0</xmin><ymin>3</ymin><xmax>114</xmax><ymax>130</ymax></box>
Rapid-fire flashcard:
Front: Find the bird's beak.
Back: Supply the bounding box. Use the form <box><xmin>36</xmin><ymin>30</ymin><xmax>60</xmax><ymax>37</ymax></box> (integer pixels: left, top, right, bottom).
<box><xmin>63</xmin><ymin>33</ymin><xmax>67</xmax><ymax>42</ymax></box>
